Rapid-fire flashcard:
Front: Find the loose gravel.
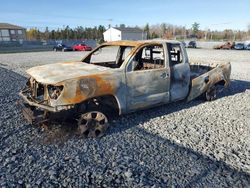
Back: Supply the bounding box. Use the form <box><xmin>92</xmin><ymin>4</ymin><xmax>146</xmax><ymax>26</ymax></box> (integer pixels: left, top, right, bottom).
<box><xmin>0</xmin><ymin>49</ymin><xmax>249</xmax><ymax>187</ymax></box>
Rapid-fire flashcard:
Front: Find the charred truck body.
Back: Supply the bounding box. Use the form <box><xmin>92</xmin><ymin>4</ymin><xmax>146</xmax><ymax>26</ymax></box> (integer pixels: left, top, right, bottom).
<box><xmin>19</xmin><ymin>40</ymin><xmax>231</xmax><ymax>138</ymax></box>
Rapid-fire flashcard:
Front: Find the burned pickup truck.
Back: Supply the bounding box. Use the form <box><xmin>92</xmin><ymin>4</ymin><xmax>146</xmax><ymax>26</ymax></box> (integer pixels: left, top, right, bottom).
<box><xmin>19</xmin><ymin>40</ymin><xmax>231</xmax><ymax>138</ymax></box>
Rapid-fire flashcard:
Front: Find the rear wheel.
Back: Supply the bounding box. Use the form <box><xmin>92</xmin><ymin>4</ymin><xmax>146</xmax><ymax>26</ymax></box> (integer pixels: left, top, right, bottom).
<box><xmin>77</xmin><ymin>109</ymin><xmax>109</xmax><ymax>138</ymax></box>
<box><xmin>205</xmin><ymin>86</ymin><xmax>217</xmax><ymax>101</ymax></box>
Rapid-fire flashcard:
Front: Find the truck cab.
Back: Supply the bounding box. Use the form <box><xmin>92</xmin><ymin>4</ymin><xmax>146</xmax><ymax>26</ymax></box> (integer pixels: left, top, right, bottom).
<box><xmin>123</xmin><ymin>41</ymin><xmax>190</xmax><ymax>111</ymax></box>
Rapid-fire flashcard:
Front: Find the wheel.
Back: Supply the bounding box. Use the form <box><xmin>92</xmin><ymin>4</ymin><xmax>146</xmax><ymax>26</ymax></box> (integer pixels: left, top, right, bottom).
<box><xmin>205</xmin><ymin>86</ymin><xmax>217</xmax><ymax>101</ymax></box>
<box><xmin>77</xmin><ymin>110</ymin><xmax>109</xmax><ymax>138</ymax></box>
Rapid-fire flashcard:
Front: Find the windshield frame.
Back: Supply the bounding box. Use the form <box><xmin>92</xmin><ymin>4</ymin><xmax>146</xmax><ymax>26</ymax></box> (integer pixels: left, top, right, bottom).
<box><xmin>81</xmin><ymin>44</ymin><xmax>134</xmax><ymax>69</ymax></box>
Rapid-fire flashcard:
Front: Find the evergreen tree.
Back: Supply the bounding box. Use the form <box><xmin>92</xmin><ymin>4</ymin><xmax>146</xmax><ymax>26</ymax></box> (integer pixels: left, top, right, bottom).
<box><xmin>144</xmin><ymin>23</ymin><xmax>150</xmax><ymax>39</ymax></box>
<box><xmin>191</xmin><ymin>22</ymin><xmax>200</xmax><ymax>36</ymax></box>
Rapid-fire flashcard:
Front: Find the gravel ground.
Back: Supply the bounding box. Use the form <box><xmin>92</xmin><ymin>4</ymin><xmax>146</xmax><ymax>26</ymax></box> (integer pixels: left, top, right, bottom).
<box><xmin>0</xmin><ymin>49</ymin><xmax>249</xmax><ymax>187</ymax></box>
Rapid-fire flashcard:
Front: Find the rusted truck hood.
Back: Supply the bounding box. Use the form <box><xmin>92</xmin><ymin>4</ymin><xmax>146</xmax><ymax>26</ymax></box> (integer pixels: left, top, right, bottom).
<box><xmin>26</xmin><ymin>61</ymin><xmax>110</xmax><ymax>84</ymax></box>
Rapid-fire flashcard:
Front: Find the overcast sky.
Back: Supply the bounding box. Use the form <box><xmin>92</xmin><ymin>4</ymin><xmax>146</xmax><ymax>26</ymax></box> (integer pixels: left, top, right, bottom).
<box><xmin>0</xmin><ymin>0</ymin><xmax>249</xmax><ymax>31</ymax></box>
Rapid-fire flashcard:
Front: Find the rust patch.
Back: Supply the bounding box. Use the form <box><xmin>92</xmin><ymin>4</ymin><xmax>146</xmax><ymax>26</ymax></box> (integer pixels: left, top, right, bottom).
<box><xmin>103</xmin><ymin>40</ymin><xmax>145</xmax><ymax>47</ymax></box>
<box><xmin>59</xmin><ymin>74</ymin><xmax>116</xmax><ymax>105</ymax></box>
<box><xmin>93</xmin><ymin>75</ymin><xmax>115</xmax><ymax>95</ymax></box>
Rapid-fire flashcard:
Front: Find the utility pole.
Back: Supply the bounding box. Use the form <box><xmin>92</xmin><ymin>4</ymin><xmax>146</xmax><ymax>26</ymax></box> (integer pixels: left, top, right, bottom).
<box><xmin>173</xmin><ymin>26</ymin><xmax>175</xmax><ymax>39</ymax></box>
<box><xmin>233</xmin><ymin>30</ymin><xmax>236</xmax><ymax>41</ymax></box>
<box><xmin>204</xmin><ymin>27</ymin><xmax>209</xmax><ymax>40</ymax></box>
<box><xmin>108</xmin><ymin>19</ymin><xmax>113</xmax><ymax>41</ymax></box>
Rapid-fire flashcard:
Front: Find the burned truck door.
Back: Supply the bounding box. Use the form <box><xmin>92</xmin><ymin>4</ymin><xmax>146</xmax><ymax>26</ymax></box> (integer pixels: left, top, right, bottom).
<box><xmin>168</xmin><ymin>43</ymin><xmax>190</xmax><ymax>101</ymax></box>
<box><xmin>125</xmin><ymin>44</ymin><xmax>170</xmax><ymax>111</ymax></box>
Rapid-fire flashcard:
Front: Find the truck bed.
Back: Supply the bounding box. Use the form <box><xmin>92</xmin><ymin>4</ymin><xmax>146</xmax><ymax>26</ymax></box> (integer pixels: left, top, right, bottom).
<box><xmin>190</xmin><ymin>64</ymin><xmax>213</xmax><ymax>80</ymax></box>
<box><xmin>187</xmin><ymin>62</ymin><xmax>231</xmax><ymax>101</ymax></box>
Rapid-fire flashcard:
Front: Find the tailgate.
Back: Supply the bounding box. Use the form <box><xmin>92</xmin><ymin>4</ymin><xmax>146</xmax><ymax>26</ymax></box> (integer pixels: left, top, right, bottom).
<box><xmin>187</xmin><ymin>62</ymin><xmax>231</xmax><ymax>101</ymax></box>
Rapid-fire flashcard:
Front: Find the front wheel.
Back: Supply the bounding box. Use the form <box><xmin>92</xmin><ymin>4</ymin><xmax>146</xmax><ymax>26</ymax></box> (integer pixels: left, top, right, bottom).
<box><xmin>77</xmin><ymin>110</ymin><xmax>109</xmax><ymax>138</ymax></box>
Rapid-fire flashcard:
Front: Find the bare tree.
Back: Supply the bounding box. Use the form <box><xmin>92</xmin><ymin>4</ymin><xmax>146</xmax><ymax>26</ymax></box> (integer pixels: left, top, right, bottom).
<box><xmin>248</xmin><ymin>24</ymin><xmax>250</xmax><ymax>38</ymax></box>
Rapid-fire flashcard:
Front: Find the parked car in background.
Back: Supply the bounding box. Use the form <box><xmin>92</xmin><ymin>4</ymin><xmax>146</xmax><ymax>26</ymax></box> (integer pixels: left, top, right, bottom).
<box><xmin>245</xmin><ymin>44</ymin><xmax>250</xmax><ymax>50</ymax></box>
<box><xmin>234</xmin><ymin>43</ymin><xmax>245</xmax><ymax>50</ymax></box>
<box><xmin>214</xmin><ymin>42</ymin><xmax>234</xmax><ymax>50</ymax></box>
<box><xmin>187</xmin><ymin>41</ymin><xmax>197</xmax><ymax>48</ymax></box>
<box><xmin>53</xmin><ymin>44</ymin><xmax>73</xmax><ymax>52</ymax></box>
<box><xmin>181</xmin><ymin>41</ymin><xmax>186</xmax><ymax>47</ymax></box>
<box><xmin>72</xmin><ymin>43</ymin><xmax>92</xmax><ymax>51</ymax></box>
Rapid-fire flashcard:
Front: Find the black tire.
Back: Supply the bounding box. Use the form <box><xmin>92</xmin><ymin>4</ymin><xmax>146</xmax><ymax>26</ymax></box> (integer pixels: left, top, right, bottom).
<box><xmin>204</xmin><ymin>86</ymin><xmax>217</xmax><ymax>101</ymax></box>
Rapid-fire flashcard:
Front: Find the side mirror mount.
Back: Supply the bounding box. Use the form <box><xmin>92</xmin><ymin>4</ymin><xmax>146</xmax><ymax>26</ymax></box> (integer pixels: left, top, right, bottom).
<box><xmin>93</xmin><ymin>48</ymin><xmax>102</xmax><ymax>55</ymax></box>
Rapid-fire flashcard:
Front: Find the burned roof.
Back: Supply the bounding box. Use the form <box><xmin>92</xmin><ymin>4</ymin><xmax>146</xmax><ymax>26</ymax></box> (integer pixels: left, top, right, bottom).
<box><xmin>114</xmin><ymin>27</ymin><xmax>143</xmax><ymax>33</ymax></box>
<box><xmin>104</xmin><ymin>40</ymin><xmax>145</xmax><ymax>47</ymax></box>
<box><xmin>0</xmin><ymin>23</ymin><xmax>25</xmax><ymax>30</ymax></box>
<box><xmin>104</xmin><ymin>40</ymin><xmax>181</xmax><ymax>47</ymax></box>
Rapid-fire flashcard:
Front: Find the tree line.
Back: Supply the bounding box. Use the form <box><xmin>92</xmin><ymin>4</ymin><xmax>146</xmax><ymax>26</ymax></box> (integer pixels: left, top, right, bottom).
<box><xmin>26</xmin><ymin>23</ymin><xmax>250</xmax><ymax>42</ymax></box>
<box><xmin>27</xmin><ymin>25</ymin><xmax>106</xmax><ymax>43</ymax></box>
<box><xmin>144</xmin><ymin>22</ymin><xmax>249</xmax><ymax>41</ymax></box>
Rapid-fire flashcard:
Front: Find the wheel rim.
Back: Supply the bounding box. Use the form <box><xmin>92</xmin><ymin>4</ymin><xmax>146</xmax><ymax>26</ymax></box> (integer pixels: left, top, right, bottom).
<box><xmin>78</xmin><ymin>111</ymin><xmax>108</xmax><ymax>138</ymax></box>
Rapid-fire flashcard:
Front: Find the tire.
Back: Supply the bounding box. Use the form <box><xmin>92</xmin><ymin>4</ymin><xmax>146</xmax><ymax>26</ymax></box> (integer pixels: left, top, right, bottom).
<box><xmin>205</xmin><ymin>86</ymin><xmax>217</xmax><ymax>101</ymax></box>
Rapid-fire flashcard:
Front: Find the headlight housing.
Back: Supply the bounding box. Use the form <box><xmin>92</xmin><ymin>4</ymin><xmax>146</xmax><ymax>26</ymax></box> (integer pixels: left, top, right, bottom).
<box><xmin>48</xmin><ymin>85</ymin><xmax>63</xmax><ymax>100</ymax></box>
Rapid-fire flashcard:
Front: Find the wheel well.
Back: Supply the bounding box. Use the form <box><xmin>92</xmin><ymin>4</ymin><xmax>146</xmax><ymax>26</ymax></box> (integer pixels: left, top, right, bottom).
<box><xmin>216</xmin><ymin>80</ymin><xmax>226</xmax><ymax>86</ymax></box>
<box><xmin>97</xmin><ymin>95</ymin><xmax>120</xmax><ymax>116</ymax></box>
<box><xmin>77</xmin><ymin>95</ymin><xmax>120</xmax><ymax>117</ymax></box>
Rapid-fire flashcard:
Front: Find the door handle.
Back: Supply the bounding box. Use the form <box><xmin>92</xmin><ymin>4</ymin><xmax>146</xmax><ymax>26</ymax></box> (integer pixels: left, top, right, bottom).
<box><xmin>160</xmin><ymin>72</ymin><xmax>169</xmax><ymax>78</ymax></box>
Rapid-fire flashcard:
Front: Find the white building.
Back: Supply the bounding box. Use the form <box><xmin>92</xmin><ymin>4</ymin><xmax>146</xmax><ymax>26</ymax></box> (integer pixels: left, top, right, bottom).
<box><xmin>103</xmin><ymin>27</ymin><xmax>147</xmax><ymax>42</ymax></box>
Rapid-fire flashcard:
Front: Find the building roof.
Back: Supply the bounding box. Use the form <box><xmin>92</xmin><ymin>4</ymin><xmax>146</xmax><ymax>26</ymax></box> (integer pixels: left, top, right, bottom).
<box><xmin>0</xmin><ymin>23</ymin><xmax>25</xmax><ymax>30</ymax></box>
<box><xmin>114</xmin><ymin>27</ymin><xmax>143</xmax><ymax>33</ymax></box>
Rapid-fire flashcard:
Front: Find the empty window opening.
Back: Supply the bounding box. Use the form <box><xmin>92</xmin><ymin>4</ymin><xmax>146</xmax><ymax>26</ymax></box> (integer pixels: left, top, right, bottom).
<box><xmin>131</xmin><ymin>45</ymin><xmax>165</xmax><ymax>71</ymax></box>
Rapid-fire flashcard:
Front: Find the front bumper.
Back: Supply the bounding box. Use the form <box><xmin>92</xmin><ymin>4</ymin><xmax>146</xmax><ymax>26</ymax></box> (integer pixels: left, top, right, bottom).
<box><xmin>19</xmin><ymin>89</ymin><xmax>74</xmax><ymax>113</ymax></box>
<box><xmin>19</xmin><ymin>91</ymin><xmax>75</xmax><ymax>124</ymax></box>
<box><xmin>19</xmin><ymin>90</ymin><xmax>57</xmax><ymax>112</ymax></box>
